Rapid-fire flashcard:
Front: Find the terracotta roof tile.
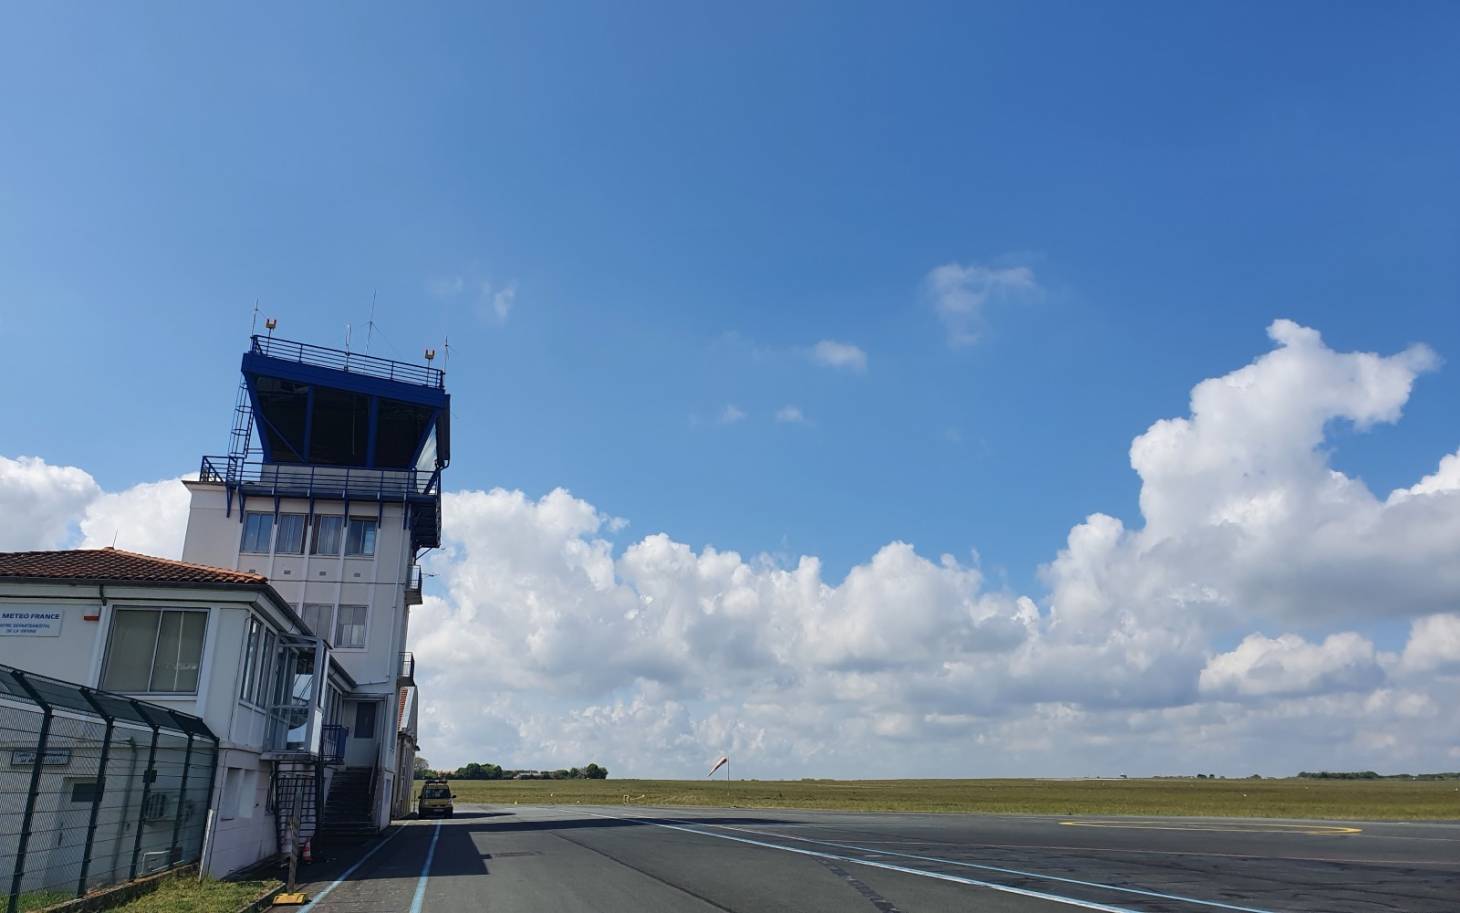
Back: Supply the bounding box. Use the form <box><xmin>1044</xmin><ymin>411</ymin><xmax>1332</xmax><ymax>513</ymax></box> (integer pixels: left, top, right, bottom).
<box><xmin>0</xmin><ymin>548</ymin><xmax>266</xmax><ymax>586</ymax></box>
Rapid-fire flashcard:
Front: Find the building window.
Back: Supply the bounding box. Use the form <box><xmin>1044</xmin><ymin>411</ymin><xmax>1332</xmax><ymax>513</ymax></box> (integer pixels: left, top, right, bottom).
<box><xmin>302</xmin><ymin>604</ymin><xmax>333</xmax><ymax>644</ymax></box>
<box><xmin>354</xmin><ymin>701</ymin><xmax>377</xmax><ymax>739</ymax></box>
<box><xmin>344</xmin><ymin>518</ymin><xmax>377</xmax><ymax>557</ymax></box>
<box><xmin>276</xmin><ymin>514</ymin><xmax>307</xmax><ymax>554</ymax></box>
<box><xmin>240</xmin><ymin>617</ymin><xmax>262</xmax><ymax>701</ymax></box>
<box><xmin>240</xmin><ymin>513</ymin><xmax>273</xmax><ymax>554</ymax></box>
<box><xmin>334</xmin><ymin>605</ymin><xmax>367</xmax><ymax>649</ymax></box>
<box><xmin>69</xmin><ymin>780</ymin><xmax>99</xmax><ymax>804</ymax></box>
<box><xmin>311</xmin><ymin>516</ymin><xmax>344</xmax><ymax>555</ymax></box>
<box><xmin>100</xmin><ymin>609</ymin><xmax>208</xmax><ymax>693</ymax></box>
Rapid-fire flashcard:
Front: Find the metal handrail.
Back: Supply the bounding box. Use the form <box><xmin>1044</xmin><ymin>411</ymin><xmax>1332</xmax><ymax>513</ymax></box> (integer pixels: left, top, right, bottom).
<box><xmin>252</xmin><ymin>335</ymin><xmax>444</xmax><ymax>389</ymax></box>
<box><xmin>320</xmin><ymin>724</ymin><xmax>348</xmax><ymax>765</ymax></box>
<box><xmin>199</xmin><ymin>456</ymin><xmax>440</xmax><ymax>499</ymax></box>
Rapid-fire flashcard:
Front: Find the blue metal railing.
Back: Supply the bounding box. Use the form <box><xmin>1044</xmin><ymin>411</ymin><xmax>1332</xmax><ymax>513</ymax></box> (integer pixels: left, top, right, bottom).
<box><xmin>320</xmin><ymin>724</ymin><xmax>348</xmax><ymax>765</ymax></box>
<box><xmin>252</xmin><ymin>335</ymin><xmax>445</xmax><ymax>389</ymax></box>
<box><xmin>199</xmin><ymin>456</ymin><xmax>441</xmax><ymax>500</ymax></box>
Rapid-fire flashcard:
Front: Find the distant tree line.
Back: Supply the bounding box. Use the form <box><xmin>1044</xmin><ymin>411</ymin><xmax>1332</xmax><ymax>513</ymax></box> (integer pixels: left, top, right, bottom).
<box><xmin>1297</xmin><ymin>770</ymin><xmax>1460</xmax><ymax>780</ymax></box>
<box><xmin>414</xmin><ymin>757</ymin><xmax>607</xmax><ymax>780</ymax></box>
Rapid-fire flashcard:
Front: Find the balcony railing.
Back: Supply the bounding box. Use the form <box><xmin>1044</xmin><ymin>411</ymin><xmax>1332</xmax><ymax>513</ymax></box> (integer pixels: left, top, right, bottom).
<box><xmin>399</xmin><ymin>652</ymin><xmax>415</xmax><ymax>682</ymax></box>
<box><xmin>405</xmin><ymin>564</ymin><xmax>423</xmax><ymax>606</ymax></box>
<box><xmin>252</xmin><ymin>334</ymin><xmax>445</xmax><ymax>389</ymax></box>
<box><xmin>199</xmin><ymin>456</ymin><xmax>441</xmax><ymax>501</ymax></box>
<box><xmin>320</xmin><ymin>723</ymin><xmax>348</xmax><ymax>765</ymax></box>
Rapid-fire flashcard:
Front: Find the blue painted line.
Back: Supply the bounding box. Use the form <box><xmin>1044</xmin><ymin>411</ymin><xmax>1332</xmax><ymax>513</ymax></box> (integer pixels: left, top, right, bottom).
<box><xmin>298</xmin><ymin>825</ymin><xmax>406</xmax><ymax>912</ymax></box>
<box><xmin>702</xmin><ymin>820</ymin><xmax>1282</xmax><ymax>913</ymax></box>
<box><xmin>408</xmin><ymin>822</ymin><xmax>443</xmax><ymax>913</ymax></box>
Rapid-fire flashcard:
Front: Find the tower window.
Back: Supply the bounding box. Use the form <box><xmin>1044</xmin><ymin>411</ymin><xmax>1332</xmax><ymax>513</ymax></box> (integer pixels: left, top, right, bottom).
<box><xmin>276</xmin><ymin>514</ymin><xmax>307</xmax><ymax>554</ymax></box>
<box><xmin>302</xmin><ymin>604</ymin><xmax>333</xmax><ymax>644</ymax></box>
<box><xmin>311</xmin><ymin>516</ymin><xmax>344</xmax><ymax>555</ymax></box>
<box><xmin>345</xmin><ymin>519</ymin><xmax>377</xmax><ymax>557</ymax></box>
<box><xmin>334</xmin><ymin>605</ymin><xmax>367</xmax><ymax>649</ymax></box>
<box><xmin>240</xmin><ymin>513</ymin><xmax>273</xmax><ymax>554</ymax></box>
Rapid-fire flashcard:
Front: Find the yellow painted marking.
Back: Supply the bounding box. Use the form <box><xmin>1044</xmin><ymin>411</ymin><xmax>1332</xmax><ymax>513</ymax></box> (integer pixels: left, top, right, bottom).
<box><xmin>1060</xmin><ymin>820</ymin><xmax>1361</xmax><ymax>836</ymax></box>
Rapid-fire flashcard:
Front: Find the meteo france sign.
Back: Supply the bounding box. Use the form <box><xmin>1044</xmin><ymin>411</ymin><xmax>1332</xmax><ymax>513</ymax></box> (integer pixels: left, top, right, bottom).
<box><xmin>0</xmin><ymin>610</ymin><xmax>63</xmax><ymax>637</ymax></box>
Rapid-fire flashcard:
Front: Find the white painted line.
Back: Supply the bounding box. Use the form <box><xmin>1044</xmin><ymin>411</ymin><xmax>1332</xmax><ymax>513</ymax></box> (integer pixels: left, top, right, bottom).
<box><xmin>588</xmin><ymin>811</ymin><xmax>1139</xmax><ymax>913</ymax></box>
<box><xmin>694</xmin><ymin>819</ymin><xmax>1281</xmax><ymax>913</ymax></box>
<box><xmin>409</xmin><ymin>822</ymin><xmax>443</xmax><ymax>913</ymax></box>
<box><xmin>298</xmin><ymin>825</ymin><xmax>407</xmax><ymax>912</ymax></box>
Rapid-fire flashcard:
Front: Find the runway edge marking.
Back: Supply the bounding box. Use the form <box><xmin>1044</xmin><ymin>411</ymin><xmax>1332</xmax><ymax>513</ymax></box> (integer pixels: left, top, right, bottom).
<box><xmin>691</xmin><ymin>818</ymin><xmax>1282</xmax><ymax>913</ymax></box>
<box><xmin>587</xmin><ymin>811</ymin><xmax>1142</xmax><ymax>913</ymax></box>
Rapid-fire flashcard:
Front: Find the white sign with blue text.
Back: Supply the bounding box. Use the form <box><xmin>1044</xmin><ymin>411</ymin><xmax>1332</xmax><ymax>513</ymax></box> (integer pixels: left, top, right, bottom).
<box><xmin>0</xmin><ymin>610</ymin><xmax>64</xmax><ymax>637</ymax></box>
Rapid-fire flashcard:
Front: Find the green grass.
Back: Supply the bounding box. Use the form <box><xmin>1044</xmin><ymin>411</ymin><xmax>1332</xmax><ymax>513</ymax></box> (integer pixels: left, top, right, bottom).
<box><xmin>419</xmin><ymin>777</ymin><xmax>1460</xmax><ymax>820</ymax></box>
<box><xmin>106</xmin><ymin>875</ymin><xmax>278</xmax><ymax>913</ymax></box>
<box><xmin>15</xmin><ymin>889</ymin><xmax>71</xmax><ymax>912</ymax></box>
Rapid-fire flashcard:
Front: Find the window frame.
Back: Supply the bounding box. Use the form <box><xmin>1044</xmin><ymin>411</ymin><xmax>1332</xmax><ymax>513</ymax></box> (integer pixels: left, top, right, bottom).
<box><xmin>239</xmin><ymin>512</ymin><xmax>273</xmax><ymax>554</ymax></box>
<box><xmin>99</xmin><ymin>607</ymin><xmax>210</xmax><ymax>696</ymax></box>
<box><xmin>240</xmin><ymin>617</ymin><xmax>262</xmax><ymax>702</ymax></box>
<box><xmin>354</xmin><ymin>701</ymin><xmax>378</xmax><ymax>739</ymax></box>
<box><xmin>301</xmin><ymin>603</ymin><xmax>333</xmax><ymax>646</ymax></box>
<box><xmin>333</xmin><ymin>604</ymin><xmax>368</xmax><ymax>650</ymax></box>
<box><xmin>275</xmin><ymin>513</ymin><xmax>307</xmax><ymax>555</ymax></box>
<box><xmin>344</xmin><ymin>518</ymin><xmax>377</xmax><ymax>557</ymax></box>
<box><xmin>311</xmin><ymin>515</ymin><xmax>345</xmax><ymax>556</ymax></box>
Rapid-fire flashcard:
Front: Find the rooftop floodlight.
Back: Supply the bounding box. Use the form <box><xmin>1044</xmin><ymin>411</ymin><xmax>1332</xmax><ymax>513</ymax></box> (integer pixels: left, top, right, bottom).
<box><xmin>424</xmin><ymin>348</ymin><xmax>436</xmax><ymax>364</ymax></box>
<box><xmin>264</xmin><ymin>318</ymin><xmax>278</xmax><ymax>337</ymax></box>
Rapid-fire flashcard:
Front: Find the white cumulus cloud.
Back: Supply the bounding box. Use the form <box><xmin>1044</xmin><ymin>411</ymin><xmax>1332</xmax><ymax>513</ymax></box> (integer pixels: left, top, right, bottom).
<box><xmin>774</xmin><ymin>405</ymin><xmax>805</xmax><ymax>424</ymax></box>
<box><xmin>809</xmin><ymin>340</ymin><xmax>867</xmax><ymax>372</ymax></box>
<box><xmin>924</xmin><ymin>261</ymin><xmax>1039</xmax><ymax>346</ymax></box>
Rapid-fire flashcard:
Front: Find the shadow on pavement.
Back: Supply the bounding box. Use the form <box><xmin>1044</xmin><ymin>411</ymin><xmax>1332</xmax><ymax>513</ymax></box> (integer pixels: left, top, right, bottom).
<box><xmin>293</xmin><ymin>812</ymin><xmax>794</xmax><ymax>883</ymax></box>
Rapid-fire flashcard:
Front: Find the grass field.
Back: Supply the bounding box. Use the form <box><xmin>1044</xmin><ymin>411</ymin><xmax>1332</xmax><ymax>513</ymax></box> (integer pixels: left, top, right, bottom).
<box><xmin>107</xmin><ymin>876</ymin><xmax>277</xmax><ymax>913</ymax></box>
<box><xmin>420</xmin><ymin>777</ymin><xmax>1460</xmax><ymax>820</ymax></box>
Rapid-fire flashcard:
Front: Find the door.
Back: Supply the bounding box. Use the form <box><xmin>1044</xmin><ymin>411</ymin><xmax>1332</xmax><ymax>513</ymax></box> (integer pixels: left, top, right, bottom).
<box><xmin>343</xmin><ymin>700</ymin><xmax>378</xmax><ymax>768</ymax></box>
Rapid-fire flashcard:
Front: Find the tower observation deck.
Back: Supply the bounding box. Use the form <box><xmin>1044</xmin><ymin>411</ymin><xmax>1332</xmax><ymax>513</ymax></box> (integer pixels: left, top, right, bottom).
<box><xmin>199</xmin><ymin>335</ymin><xmax>450</xmax><ymax>551</ymax></box>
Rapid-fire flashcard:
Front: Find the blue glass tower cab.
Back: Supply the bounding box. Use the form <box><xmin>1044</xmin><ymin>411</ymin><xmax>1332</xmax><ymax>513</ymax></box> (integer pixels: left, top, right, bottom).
<box><xmin>199</xmin><ymin>335</ymin><xmax>449</xmax><ymax>552</ymax></box>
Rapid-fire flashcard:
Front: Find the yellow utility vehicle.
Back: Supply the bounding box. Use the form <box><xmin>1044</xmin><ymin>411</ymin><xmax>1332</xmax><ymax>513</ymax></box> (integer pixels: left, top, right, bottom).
<box><xmin>418</xmin><ymin>778</ymin><xmax>455</xmax><ymax>818</ymax></box>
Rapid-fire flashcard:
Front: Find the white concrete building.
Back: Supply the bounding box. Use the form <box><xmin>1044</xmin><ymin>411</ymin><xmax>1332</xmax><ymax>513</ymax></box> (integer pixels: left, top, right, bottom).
<box><xmin>0</xmin><ymin>333</ymin><xmax>446</xmax><ymax>882</ymax></box>
<box><xmin>0</xmin><ymin>548</ymin><xmax>353</xmax><ymax>880</ymax></box>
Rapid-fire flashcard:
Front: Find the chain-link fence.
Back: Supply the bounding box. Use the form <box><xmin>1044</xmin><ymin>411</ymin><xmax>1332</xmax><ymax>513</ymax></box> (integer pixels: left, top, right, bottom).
<box><xmin>0</xmin><ymin>665</ymin><xmax>217</xmax><ymax>913</ymax></box>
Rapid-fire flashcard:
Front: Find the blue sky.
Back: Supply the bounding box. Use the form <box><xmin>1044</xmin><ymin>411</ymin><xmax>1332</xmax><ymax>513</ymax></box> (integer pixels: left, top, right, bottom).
<box><xmin>3</xmin><ymin>2</ymin><xmax>1459</xmax><ymax>709</ymax></box>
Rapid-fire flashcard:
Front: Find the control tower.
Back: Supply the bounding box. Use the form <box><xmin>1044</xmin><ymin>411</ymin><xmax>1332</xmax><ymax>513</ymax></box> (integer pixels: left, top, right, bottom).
<box><xmin>181</xmin><ymin>333</ymin><xmax>448</xmax><ymax>829</ymax></box>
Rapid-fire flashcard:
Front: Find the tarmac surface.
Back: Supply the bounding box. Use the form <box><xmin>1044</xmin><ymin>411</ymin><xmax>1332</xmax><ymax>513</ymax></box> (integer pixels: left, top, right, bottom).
<box><xmin>278</xmin><ymin>803</ymin><xmax>1460</xmax><ymax>912</ymax></box>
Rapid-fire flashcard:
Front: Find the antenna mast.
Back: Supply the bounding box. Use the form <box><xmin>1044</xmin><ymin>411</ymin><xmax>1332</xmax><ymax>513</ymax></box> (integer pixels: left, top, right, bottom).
<box><xmin>366</xmin><ymin>290</ymin><xmax>378</xmax><ymax>354</ymax></box>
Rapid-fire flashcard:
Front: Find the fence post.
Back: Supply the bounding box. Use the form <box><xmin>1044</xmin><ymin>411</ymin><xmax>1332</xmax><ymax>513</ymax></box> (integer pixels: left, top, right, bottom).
<box><xmin>128</xmin><ymin>703</ymin><xmax>161</xmax><ymax>881</ymax></box>
<box><xmin>8</xmin><ymin>671</ymin><xmax>54</xmax><ymax>913</ymax></box>
<box><xmin>76</xmin><ymin>689</ymin><xmax>116</xmax><ymax>899</ymax></box>
<box><xmin>169</xmin><ymin>731</ymin><xmax>194</xmax><ymax>863</ymax></box>
<box><xmin>195</xmin><ymin>737</ymin><xmax>222</xmax><ymax>882</ymax></box>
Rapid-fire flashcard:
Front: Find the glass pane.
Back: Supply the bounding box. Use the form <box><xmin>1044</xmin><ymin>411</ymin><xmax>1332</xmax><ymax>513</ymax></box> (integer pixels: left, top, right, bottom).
<box><xmin>312</xmin><ymin>516</ymin><xmax>343</xmax><ymax>555</ymax></box>
<box><xmin>302</xmin><ymin>604</ymin><xmax>332</xmax><ymax>643</ymax></box>
<box><xmin>354</xmin><ymin>702</ymin><xmax>377</xmax><ymax>738</ymax></box>
<box><xmin>240</xmin><ymin>618</ymin><xmax>260</xmax><ymax>700</ymax></box>
<box><xmin>276</xmin><ymin>515</ymin><xmax>306</xmax><ymax>554</ymax></box>
<box><xmin>345</xmin><ymin>519</ymin><xmax>376</xmax><ymax>556</ymax></box>
<box><xmin>241</xmin><ymin>513</ymin><xmax>272</xmax><ymax>553</ymax></box>
<box><xmin>150</xmin><ymin>611</ymin><xmax>206</xmax><ymax>693</ymax></box>
<box><xmin>177</xmin><ymin>612</ymin><xmax>206</xmax><ymax>691</ymax></box>
<box><xmin>335</xmin><ymin>605</ymin><xmax>367</xmax><ymax>649</ymax></box>
<box><xmin>101</xmin><ymin>610</ymin><xmax>160</xmax><ymax>691</ymax></box>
